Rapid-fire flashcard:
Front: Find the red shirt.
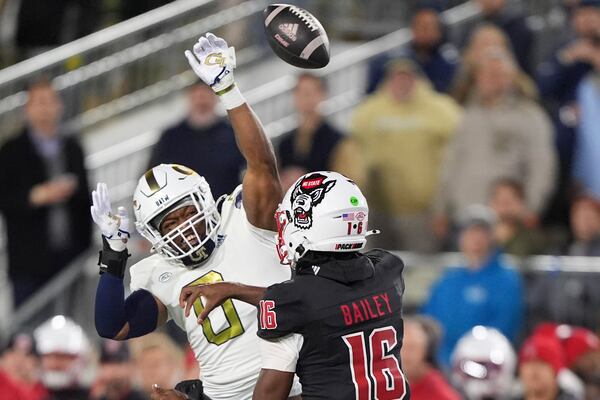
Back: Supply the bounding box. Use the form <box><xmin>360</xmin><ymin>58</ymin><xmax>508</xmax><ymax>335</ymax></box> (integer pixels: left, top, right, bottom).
<box><xmin>409</xmin><ymin>368</ymin><xmax>461</xmax><ymax>400</ymax></box>
<box><xmin>0</xmin><ymin>370</ymin><xmax>47</xmax><ymax>400</ymax></box>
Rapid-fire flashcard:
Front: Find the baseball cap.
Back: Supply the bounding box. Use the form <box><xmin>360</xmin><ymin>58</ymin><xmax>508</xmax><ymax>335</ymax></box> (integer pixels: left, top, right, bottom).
<box><xmin>457</xmin><ymin>204</ymin><xmax>497</xmax><ymax>231</ymax></box>
<box><xmin>564</xmin><ymin>327</ymin><xmax>600</xmax><ymax>367</ymax></box>
<box><xmin>530</xmin><ymin>322</ymin><xmax>600</xmax><ymax>368</ymax></box>
<box><xmin>99</xmin><ymin>339</ymin><xmax>130</xmax><ymax>363</ymax></box>
<box><xmin>519</xmin><ymin>336</ymin><xmax>565</xmax><ymax>376</ymax></box>
<box><xmin>1</xmin><ymin>332</ymin><xmax>38</xmax><ymax>356</ymax></box>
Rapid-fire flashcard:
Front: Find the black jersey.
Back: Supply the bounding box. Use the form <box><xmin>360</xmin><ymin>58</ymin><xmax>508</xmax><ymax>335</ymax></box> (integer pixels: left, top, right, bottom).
<box><xmin>257</xmin><ymin>249</ymin><xmax>409</xmax><ymax>400</ymax></box>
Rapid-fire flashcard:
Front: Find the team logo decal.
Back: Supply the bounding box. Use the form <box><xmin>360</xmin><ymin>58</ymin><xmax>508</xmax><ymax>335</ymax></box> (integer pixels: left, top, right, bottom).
<box><xmin>159</xmin><ymin>272</ymin><xmax>173</xmax><ymax>283</ymax></box>
<box><xmin>290</xmin><ymin>173</ymin><xmax>335</xmax><ymax>229</ymax></box>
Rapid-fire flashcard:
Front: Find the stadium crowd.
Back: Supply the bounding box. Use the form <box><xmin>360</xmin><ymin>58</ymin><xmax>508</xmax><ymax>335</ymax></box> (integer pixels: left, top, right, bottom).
<box><xmin>1</xmin><ymin>0</ymin><xmax>600</xmax><ymax>399</ymax></box>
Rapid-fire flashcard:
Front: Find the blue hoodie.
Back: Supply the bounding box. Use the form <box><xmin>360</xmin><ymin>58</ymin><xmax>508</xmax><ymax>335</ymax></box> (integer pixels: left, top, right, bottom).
<box><xmin>422</xmin><ymin>250</ymin><xmax>523</xmax><ymax>367</ymax></box>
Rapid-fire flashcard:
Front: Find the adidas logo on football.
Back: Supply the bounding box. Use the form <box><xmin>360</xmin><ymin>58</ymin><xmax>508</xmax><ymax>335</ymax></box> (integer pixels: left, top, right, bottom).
<box><xmin>279</xmin><ymin>23</ymin><xmax>299</xmax><ymax>41</ymax></box>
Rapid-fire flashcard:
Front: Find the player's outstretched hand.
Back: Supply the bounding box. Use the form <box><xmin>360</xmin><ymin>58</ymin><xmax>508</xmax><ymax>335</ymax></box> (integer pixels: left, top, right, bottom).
<box><xmin>184</xmin><ymin>32</ymin><xmax>236</xmax><ymax>93</ymax></box>
<box><xmin>179</xmin><ymin>282</ymin><xmax>237</xmax><ymax>324</ymax></box>
<box><xmin>90</xmin><ymin>182</ymin><xmax>130</xmax><ymax>251</ymax></box>
<box><xmin>151</xmin><ymin>384</ymin><xmax>189</xmax><ymax>400</ymax></box>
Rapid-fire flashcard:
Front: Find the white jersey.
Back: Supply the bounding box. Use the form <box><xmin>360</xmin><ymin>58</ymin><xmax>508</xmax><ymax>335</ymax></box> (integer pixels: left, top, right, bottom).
<box><xmin>129</xmin><ymin>185</ymin><xmax>294</xmax><ymax>399</ymax></box>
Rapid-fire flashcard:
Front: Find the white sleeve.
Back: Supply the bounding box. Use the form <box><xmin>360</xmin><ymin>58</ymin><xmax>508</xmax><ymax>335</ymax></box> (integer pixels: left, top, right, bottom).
<box><xmin>258</xmin><ymin>333</ymin><xmax>304</xmax><ymax>372</ymax></box>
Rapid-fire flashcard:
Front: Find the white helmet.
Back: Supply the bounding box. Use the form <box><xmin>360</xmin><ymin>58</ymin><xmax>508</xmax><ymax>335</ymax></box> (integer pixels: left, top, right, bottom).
<box><xmin>133</xmin><ymin>164</ymin><xmax>221</xmax><ymax>267</ymax></box>
<box><xmin>451</xmin><ymin>326</ymin><xmax>517</xmax><ymax>400</ymax></box>
<box><xmin>34</xmin><ymin>315</ymin><xmax>94</xmax><ymax>390</ymax></box>
<box><xmin>276</xmin><ymin>171</ymin><xmax>374</xmax><ymax>264</ymax></box>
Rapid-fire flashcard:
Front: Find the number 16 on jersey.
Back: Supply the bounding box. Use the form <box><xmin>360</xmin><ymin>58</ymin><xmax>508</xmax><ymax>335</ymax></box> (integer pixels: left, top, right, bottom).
<box><xmin>343</xmin><ymin>326</ymin><xmax>408</xmax><ymax>400</ymax></box>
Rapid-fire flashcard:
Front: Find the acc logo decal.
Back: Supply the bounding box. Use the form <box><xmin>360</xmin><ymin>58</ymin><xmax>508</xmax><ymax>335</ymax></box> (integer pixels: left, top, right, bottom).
<box><xmin>290</xmin><ymin>173</ymin><xmax>336</xmax><ymax>230</ymax></box>
<box><xmin>159</xmin><ymin>272</ymin><xmax>173</xmax><ymax>283</ymax></box>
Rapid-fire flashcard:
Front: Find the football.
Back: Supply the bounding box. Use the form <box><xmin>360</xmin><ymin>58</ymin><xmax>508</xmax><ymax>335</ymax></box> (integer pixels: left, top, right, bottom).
<box><xmin>263</xmin><ymin>3</ymin><xmax>330</xmax><ymax>69</ymax></box>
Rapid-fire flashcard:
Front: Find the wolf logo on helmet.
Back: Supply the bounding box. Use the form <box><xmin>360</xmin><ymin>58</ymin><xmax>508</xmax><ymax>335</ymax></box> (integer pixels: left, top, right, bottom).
<box><xmin>276</xmin><ymin>171</ymin><xmax>376</xmax><ymax>265</ymax></box>
<box><xmin>290</xmin><ymin>172</ymin><xmax>336</xmax><ymax>229</ymax></box>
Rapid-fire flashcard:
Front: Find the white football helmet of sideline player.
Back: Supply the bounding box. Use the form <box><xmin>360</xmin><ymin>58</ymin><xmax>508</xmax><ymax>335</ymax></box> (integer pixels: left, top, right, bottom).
<box><xmin>451</xmin><ymin>326</ymin><xmax>517</xmax><ymax>400</ymax></box>
<box><xmin>133</xmin><ymin>163</ymin><xmax>221</xmax><ymax>268</ymax></box>
<box><xmin>275</xmin><ymin>170</ymin><xmax>378</xmax><ymax>265</ymax></box>
<box><xmin>34</xmin><ymin>315</ymin><xmax>95</xmax><ymax>391</ymax></box>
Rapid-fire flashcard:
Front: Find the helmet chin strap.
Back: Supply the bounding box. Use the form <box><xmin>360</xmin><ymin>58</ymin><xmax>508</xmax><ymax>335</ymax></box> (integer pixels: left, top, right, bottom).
<box><xmin>292</xmin><ymin>237</ymin><xmax>311</xmax><ymax>263</ymax></box>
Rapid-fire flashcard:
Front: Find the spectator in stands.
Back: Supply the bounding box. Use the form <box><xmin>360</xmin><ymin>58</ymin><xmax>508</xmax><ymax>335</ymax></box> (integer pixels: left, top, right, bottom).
<box><xmin>536</xmin><ymin>0</ymin><xmax>600</xmax><ymax>226</ymax></box>
<box><xmin>0</xmin><ymin>79</ymin><xmax>91</xmax><ymax>307</ymax></box>
<box><xmin>451</xmin><ymin>326</ymin><xmax>517</xmax><ymax>400</ymax></box>
<box><xmin>528</xmin><ymin>323</ymin><xmax>588</xmax><ymax>399</ymax></box>
<box><xmin>518</xmin><ymin>336</ymin><xmax>577</xmax><ymax>400</ymax></box>
<box><xmin>147</xmin><ymin>80</ymin><xmax>245</xmax><ymax>199</ymax></box>
<box><xmin>277</xmin><ymin>73</ymin><xmax>364</xmax><ymax>191</ymax></box>
<box><xmin>366</xmin><ymin>4</ymin><xmax>460</xmax><ymax>93</ymax></box>
<box><xmin>91</xmin><ymin>339</ymin><xmax>145</xmax><ymax>400</ymax></box>
<box><xmin>565</xmin><ymin>328</ymin><xmax>600</xmax><ymax>400</ymax></box>
<box><xmin>401</xmin><ymin>316</ymin><xmax>460</xmax><ymax>400</ymax></box>
<box><xmin>573</xmin><ymin>61</ymin><xmax>600</xmax><ymax>199</ymax></box>
<box><xmin>422</xmin><ymin>204</ymin><xmax>523</xmax><ymax>367</ymax></box>
<box><xmin>0</xmin><ymin>332</ymin><xmax>46</xmax><ymax>400</ymax></box>
<box><xmin>451</xmin><ymin>24</ymin><xmax>538</xmax><ymax>105</ymax></box>
<box><xmin>130</xmin><ymin>332</ymin><xmax>184</xmax><ymax>396</ymax></box>
<box><xmin>433</xmin><ymin>48</ymin><xmax>556</xmax><ymax>242</ymax></box>
<box><xmin>352</xmin><ymin>57</ymin><xmax>461</xmax><ymax>252</ymax></box>
<box><xmin>459</xmin><ymin>0</ymin><xmax>534</xmax><ymax>74</ymax></box>
<box><xmin>489</xmin><ymin>178</ymin><xmax>547</xmax><ymax>256</ymax></box>
<box><xmin>34</xmin><ymin>315</ymin><xmax>95</xmax><ymax>399</ymax></box>
<box><xmin>568</xmin><ymin>195</ymin><xmax>600</xmax><ymax>256</ymax></box>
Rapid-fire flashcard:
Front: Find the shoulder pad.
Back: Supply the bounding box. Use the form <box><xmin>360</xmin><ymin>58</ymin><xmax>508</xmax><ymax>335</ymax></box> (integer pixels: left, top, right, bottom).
<box><xmin>365</xmin><ymin>249</ymin><xmax>404</xmax><ymax>272</ymax></box>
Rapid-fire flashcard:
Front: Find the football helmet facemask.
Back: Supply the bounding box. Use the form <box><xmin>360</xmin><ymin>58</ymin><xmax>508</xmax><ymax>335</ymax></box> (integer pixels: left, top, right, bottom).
<box><xmin>133</xmin><ymin>164</ymin><xmax>221</xmax><ymax>268</ymax></box>
<box><xmin>276</xmin><ymin>171</ymin><xmax>377</xmax><ymax>265</ymax></box>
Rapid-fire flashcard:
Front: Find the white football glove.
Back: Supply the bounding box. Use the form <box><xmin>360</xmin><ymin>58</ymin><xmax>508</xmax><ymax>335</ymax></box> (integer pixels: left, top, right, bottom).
<box><xmin>90</xmin><ymin>182</ymin><xmax>130</xmax><ymax>252</ymax></box>
<box><xmin>185</xmin><ymin>32</ymin><xmax>236</xmax><ymax>93</ymax></box>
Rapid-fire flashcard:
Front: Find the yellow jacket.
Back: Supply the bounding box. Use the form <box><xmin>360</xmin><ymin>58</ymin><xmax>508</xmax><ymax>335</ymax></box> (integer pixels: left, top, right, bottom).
<box><xmin>351</xmin><ymin>82</ymin><xmax>461</xmax><ymax>215</ymax></box>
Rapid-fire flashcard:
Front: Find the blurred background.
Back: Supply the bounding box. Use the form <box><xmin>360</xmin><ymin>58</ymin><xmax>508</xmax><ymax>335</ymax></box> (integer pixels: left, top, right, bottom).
<box><xmin>0</xmin><ymin>0</ymin><xmax>600</xmax><ymax>399</ymax></box>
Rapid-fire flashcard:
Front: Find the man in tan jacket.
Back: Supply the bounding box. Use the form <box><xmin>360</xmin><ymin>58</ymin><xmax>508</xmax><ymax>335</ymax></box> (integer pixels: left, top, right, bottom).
<box><xmin>352</xmin><ymin>58</ymin><xmax>462</xmax><ymax>251</ymax></box>
<box><xmin>433</xmin><ymin>49</ymin><xmax>556</xmax><ymax>243</ymax></box>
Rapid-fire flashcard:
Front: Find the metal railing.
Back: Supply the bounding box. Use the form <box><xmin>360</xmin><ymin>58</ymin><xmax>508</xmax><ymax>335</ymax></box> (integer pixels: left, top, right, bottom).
<box><xmin>0</xmin><ymin>0</ymin><xmax>270</xmax><ymax>140</ymax></box>
<box><xmin>84</xmin><ymin>0</ymin><xmax>479</xmax><ymax>209</ymax></box>
<box><xmin>9</xmin><ymin>246</ymin><xmax>600</xmax><ymax>337</ymax></box>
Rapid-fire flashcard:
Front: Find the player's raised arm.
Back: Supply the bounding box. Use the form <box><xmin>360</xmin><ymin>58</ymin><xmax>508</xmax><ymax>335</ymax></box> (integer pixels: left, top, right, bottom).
<box><xmin>91</xmin><ymin>183</ymin><xmax>168</xmax><ymax>340</ymax></box>
<box><xmin>185</xmin><ymin>33</ymin><xmax>282</xmax><ymax>231</ymax></box>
